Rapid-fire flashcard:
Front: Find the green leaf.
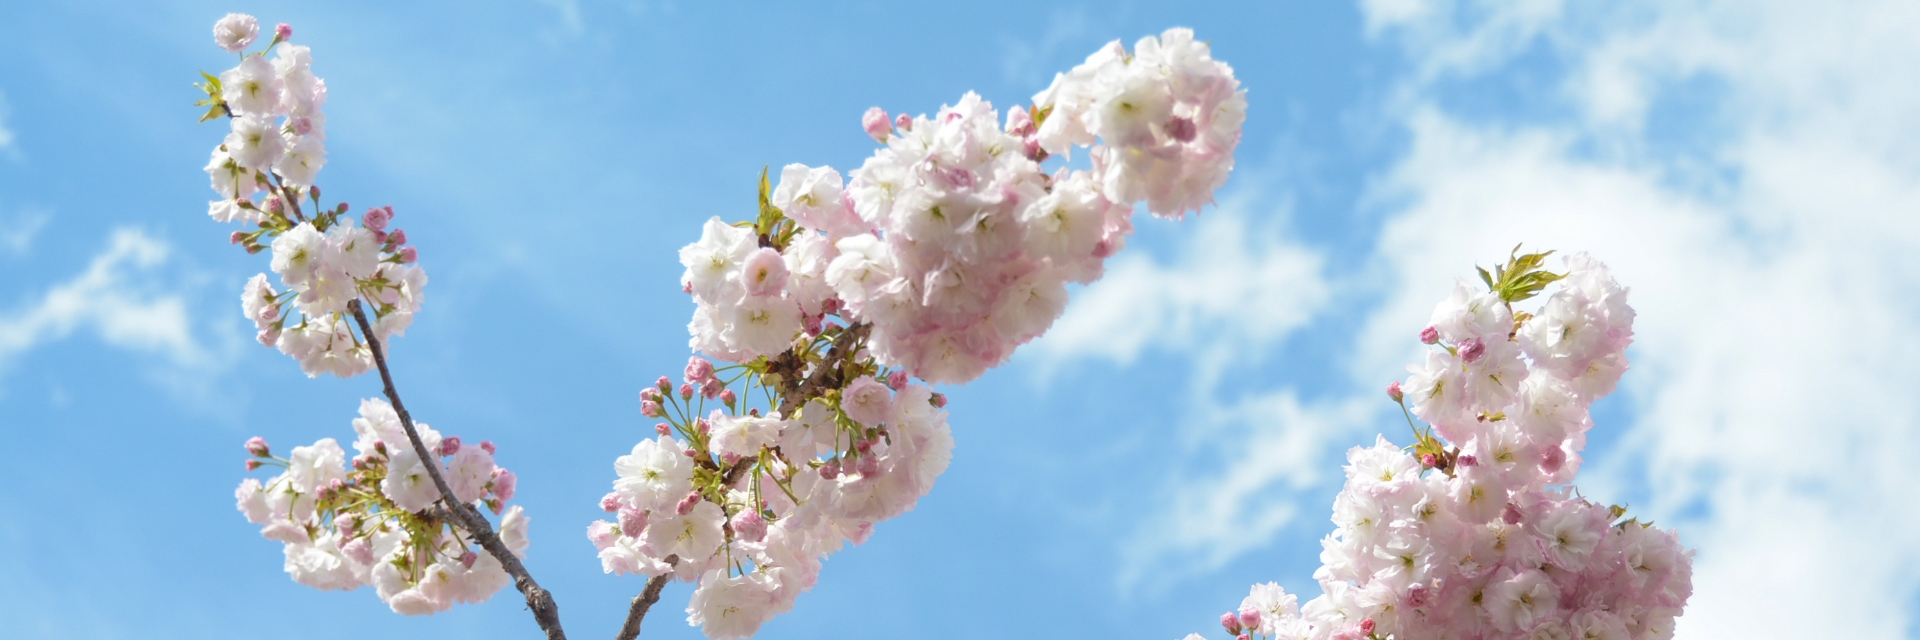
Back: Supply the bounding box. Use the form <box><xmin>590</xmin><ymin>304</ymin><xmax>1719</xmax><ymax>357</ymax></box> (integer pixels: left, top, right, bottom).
<box><xmin>1476</xmin><ymin>266</ymin><xmax>1495</xmax><ymax>289</ymax></box>
<box><xmin>197</xmin><ymin>103</ymin><xmax>226</xmax><ymax>123</ymax></box>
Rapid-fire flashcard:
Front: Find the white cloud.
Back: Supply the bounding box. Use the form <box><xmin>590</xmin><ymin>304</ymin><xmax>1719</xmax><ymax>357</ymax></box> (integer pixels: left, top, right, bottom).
<box><xmin>1030</xmin><ymin>190</ymin><xmax>1332</xmax><ymax>388</ymax></box>
<box><xmin>1077</xmin><ymin>1</ymin><xmax>1920</xmax><ymax>636</ymax></box>
<box><xmin>0</xmin><ymin>91</ymin><xmax>17</xmax><ymax>157</ymax></box>
<box><xmin>0</xmin><ymin>209</ymin><xmax>47</xmax><ymax>257</ymax></box>
<box><xmin>0</xmin><ymin>228</ymin><xmax>212</xmax><ymax>376</ymax></box>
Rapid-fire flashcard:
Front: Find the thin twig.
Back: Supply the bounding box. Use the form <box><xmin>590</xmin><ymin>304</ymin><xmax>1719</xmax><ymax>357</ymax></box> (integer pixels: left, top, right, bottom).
<box><xmin>614</xmin><ymin>555</ymin><xmax>680</xmax><ymax>640</ymax></box>
<box><xmin>348</xmin><ymin>300</ymin><xmax>567</xmax><ymax>640</ymax></box>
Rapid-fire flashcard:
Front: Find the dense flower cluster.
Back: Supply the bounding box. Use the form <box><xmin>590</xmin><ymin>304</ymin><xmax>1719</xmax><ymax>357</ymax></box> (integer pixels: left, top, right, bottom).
<box><xmin>1189</xmin><ymin>251</ymin><xmax>1692</xmax><ymax>640</ymax></box>
<box><xmin>682</xmin><ymin>27</ymin><xmax>1244</xmax><ymax>385</ymax></box>
<box><xmin>642</xmin><ymin>28</ymin><xmax>1243</xmax><ymax>639</ymax></box>
<box><xmin>592</xmin><ymin>358</ymin><xmax>953</xmax><ymax>639</ymax></box>
<box><xmin>197</xmin><ymin>12</ymin><xmax>424</xmax><ymax>378</ymax></box>
<box><xmin>235</xmin><ymin>399</ymin><xmax>529</xmax><ymax>615</ymax></box>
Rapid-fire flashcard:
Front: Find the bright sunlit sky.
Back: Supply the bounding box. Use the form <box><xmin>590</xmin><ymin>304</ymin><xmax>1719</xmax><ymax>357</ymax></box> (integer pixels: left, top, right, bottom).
<box><xmin>3</xmin><ymin>1</ymin><xmax>1918</xmax><ymax>638</ymax></box>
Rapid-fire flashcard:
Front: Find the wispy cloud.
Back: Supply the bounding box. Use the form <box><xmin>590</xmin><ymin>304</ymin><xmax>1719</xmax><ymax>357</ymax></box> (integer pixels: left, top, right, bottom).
<box><xmin>0</xmin><ymin>228</ymin><xmax>214</xmax><ymax>378</ymax></box>
<box><xmin>0</xmin><ymin>208</ymin><xmax>47</xmax><ymax>257</ymax></box>
<box><xmin>0</xmin><ymin>91</ymin><xmax>18</xmax><ymax>160</ymax></box>
<box><xmin>1060</xmin><ymin>1</ymin><xmax>1920</xmax><ymax>636</ymax></box>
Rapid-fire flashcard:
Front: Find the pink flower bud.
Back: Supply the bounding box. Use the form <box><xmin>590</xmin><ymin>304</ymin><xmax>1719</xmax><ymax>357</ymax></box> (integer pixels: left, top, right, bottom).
<box><xmin>720</xmin><ymin>389</ymin><xmax>736</xmax><ymax>406</ymax></box>
<box><xmin>1361</xmin><ymin>618</ymin><xmax>1375</xmax><ymax>635</ymax></box>
<box><xmin>1238</xmin><ymin>635</ymin><xmax>1251</xmax><ymax>640</ymax></box>
<box><xmin>678</xmin><ymin>383</ymin><xmax>694</xmax><ymax>400</ymax></box>
<box><xmin>266</xmin><ymin>195</ymin><xmax>283</xmax><ymax>213</ymax></box>
<box><xmin>388</xmin><ymin>228</ymin><xmax>408</xmax><ymax>246</ymax></box>
<box><xmin>818</xmin><ymin>458</ymin><xmax>841</xmax><ymax>479</ymax></box>
<box><xmin>1221</xmin><ymin>612</ymin><xmax>1244</xmax><ymax>635</ymax></box>
<box><xmin>887</xmin><ymin>370</ymin><xmax>908</xmax><ymax>390</ymax></box>
<box><xmin>855</xmin><ymin>454</ymin><xmax>881</xmax><ymax>478</ymax></box>
<box><xmin>1238</xmin><ymin>608</ymin><xmax>1263</xmax><ymax>630</ymax></box>
<box><xmin>1502</xmin><ymin>502</ymin><xmax>1524</xmax><ymax>525</ymax></box>
<box><xmin>655</xmin><ymin>422</ymin><xmax>671</xmax><ymax>436</ymax></box>
<box><xmin>399</xmin><ymin>246</ymin><xmax>418</xmax><ymax>263</ymax></box>
<box><xmin>656</xmin><ymin>376</ymin><xmax>672</xmax><ymax>392</ymax></box>
<box><xmin>821</xmin><ymin>298</ymin><xmax>840</xmax><ymax>315</ymax></box>
<box><xmin>701</xmin><ymin>378</ymin><xmax>723</xmax><ymax>399</ymax></box>
<box><xmin>685</xmin><ymin>356</ymin><xmax>714</xmax><ymax>383</ymax></box>
<box><xmin>229</xmin><ymin>230</ymin><xmax>247</xmax><ymax>245</ymax></box>
<box><xmin>245</xmin><ymin>243</ymin><xmax>264</xmax><ymax>255</ymax></box>
<box><xmin>600</xmin><ymin>492</ymin><xmax>623</xmax><ymax>512</ymax></box>
<box><xmin>439</xmin><ymin>436</ymin><xmax>461</xmax><ymax>456</ymax></box>
<box><xmin>894</xmin><ymin>113</ymin><xmax>912</xmax><ymax>131</ymax></box>
<box><xmin>1387</xmin><ymin>381</ymin><xmax>1404</xmax><ymax>403</ymax></box>
<box><xmin>490</xmin><ymin>468</ymin><xmax>517</xmax><ymax>501</ymax></box>
<box><xmin>274</xmin><ymin>23</ymin><xmax>292</xmax><ymax>40</ymax></box>
<box><xmin>930</xmin><ymin>392</ymin><xmax>947</xmax><ymax>408</ymax></box>
<box><xmin>372</xmin><ymin>230</ymin><xmax>388</xmax><ymax>244</ymax></box>
<box><xmin>732</xmin><ymin>508</ymin><xmax>768</xmax><ymax>543</ymax></box>
<box><xmin>588</xmin><ymin>520</ymin><xmax>620</xmax><ymax>548</ymax></box>
<box><xmin>641</xmin><ymin>387</ymin><xmax>661</xmax><ymax>403</ymax></box>
<box><xmin>1420</xmin><ymin>326</ymin><xmax>1440</xmax><ymax>344</ymax></box>
<box><xmin>363</xmin><ymin>206</ymin><xmax>392</xmax><ymax>231</ymax></box>
<box><xmin>245</xmin><ymin>459</ymin><xmax>262</xmax><ymax>471</ymax></box>
<box><xmin>291</xmin><ymin>116</ymin><xmax>313</xmax><ymax>136</ymax></box>
<box><xmin>619</xmin><ymin>507</ymin><xmax>646</xmax><ymax>535</ymax></box>
<box><xmin>803</xmin><ymin>314</ymin><xmax>823</xmax><ymax>336</ymax></box>
<box><xmin>460</xmin><ymin>550</ymin><xmax>478</xmax><ymax>568</ymax></box>
<box><xmin>697</xmin><ymin>418</ymin><xmax>711</xmax><ymax>435</ymax></box>
<box><xmin>721</xmin><ymin>452</ymin><xmax>742</xmax><ymax>465</ymax></box>
<box><xmin>641</xmin><ymin>400</ymin><xmax>663</xmax><ymax>418</ymax></box>
<box><xmin>862</xmin><ymin>106</ymin><xmax>891</xmax><ymax>143</ymax></box>
<box><xmin>1459</xmin><ymin>337</ymin><xmax>1486</xmax><ymax>364</ymax></box>
<box><xmin>1420</xmin><ymin>453</ymin><xmax>1438</xmax><ymax>469</ymax></box>
<box><xmin>684</xmin><ymin>447</ymin><xmax>699</xmax><ymax>457</ymax></box>
<box><xmin>245</xmin><ymin>436</ymin><xmax>270</xmax><ymax>457</ymax></box>
<box><xmin>855</xmin><ymin>439</ymin><xmax>874</xmax><ymax>454</ymax></box>
<box><xmin>1458</xmin><ymin>454</ymin><xmax>1478</xmax><ymax>467</ymax></box>
<box><xmin>480</xmin><ymin>440</ymin><xmax>496</xmax><ymax>455</ymax></box>
<box><xmin>676</xmin><ymin>492</ymin><xmax>700</xmax><ymax>516</ymax></box>
<box><xmin>1165</xmin><ymin>116</ymin><xmax>1197</xmax><ymax>143</ymax></box>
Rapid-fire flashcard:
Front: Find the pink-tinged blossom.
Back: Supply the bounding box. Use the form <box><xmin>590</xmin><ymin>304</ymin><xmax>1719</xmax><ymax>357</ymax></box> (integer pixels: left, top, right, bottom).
<box><xmin>614</xmin><ymin>435</ymin><xmax>695</xmax><ymax>512</ymax></box>
<box><xmin>862</xmin><ymin>107</ymin><xmax>891</xmax><ymax>143</ymax></box>
<box><xmin>213</xmin><ymin>13</ymin><xmax>258</xmax><ymax>52</ymax></box>
<box><xmin>840</xmin><ymin>375</ymin><xmax>892</xmax><ymax>427</ymax></box>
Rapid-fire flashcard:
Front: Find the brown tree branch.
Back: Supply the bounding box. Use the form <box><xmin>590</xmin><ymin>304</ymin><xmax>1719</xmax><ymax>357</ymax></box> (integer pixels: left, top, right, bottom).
<box><xmin>347</xmin><ymin>300</ymin><xmax>567</xmax><ymax>640</ymax></box>
<box><xmin>614</xmin><ymin>555</ymin><xmax>680</xmax><ymax>640</ymax></box>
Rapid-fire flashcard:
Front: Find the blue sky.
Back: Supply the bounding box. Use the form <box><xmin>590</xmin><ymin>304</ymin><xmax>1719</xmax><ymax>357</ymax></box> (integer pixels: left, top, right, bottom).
<box><xmin>2</xmin><ymin>1</ymin><xmax>1917</xmax><ymax>638</ymax></box>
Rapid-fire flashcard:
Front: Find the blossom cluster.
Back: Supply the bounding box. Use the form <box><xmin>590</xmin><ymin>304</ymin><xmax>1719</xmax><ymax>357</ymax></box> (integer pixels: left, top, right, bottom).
<box><xmin>591</xmin><ymin>357</ymin><xmax>953</xmax><ymax>639</ymax></box>
<box><xmin>235</xmin><ymin>398</ymin><xmax>530</xmax><ymax>615</ymax></box>
<box><xmin>1190</xmin><ymin>251</ymin><xmax>1692</xmax><ymax>640</ymax></box>
<box><xmin>681</xmin><ymin>27</ymin><xmax>1245</xmax><ymax>385</ymax></box>
<box><xmin>639</xmin><ymin>28</ymin><xmax>1243</xmax><ymax>639</ymax></box>
<box><xmin>198</xmin><ymin>13</ymin><xmax>425</xmax><ymax>378</ymax></box>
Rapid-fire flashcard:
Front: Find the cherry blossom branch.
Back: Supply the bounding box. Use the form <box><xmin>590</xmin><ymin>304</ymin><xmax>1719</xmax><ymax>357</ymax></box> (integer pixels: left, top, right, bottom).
<box><xmin>347</xmin><ymin>300</ymin><xmax>568</xmax><ymax>640</ymax></box>
<box><xmin>614</xmin><ymin>555</ymin><xmax>680</xmax><ymax>640</ymax></box>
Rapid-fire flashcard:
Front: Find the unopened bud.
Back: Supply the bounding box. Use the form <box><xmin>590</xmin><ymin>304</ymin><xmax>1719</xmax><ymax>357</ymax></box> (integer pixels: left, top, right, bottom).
<box><xmin>245</xmin><ymin>436</ymin><xmax>270</xmax><ymax>457</ymax></box>
<box><xmin>362</xmin><ymin>205</ymin><xmax>392</xmax><ymax>231</ymax></box>
<box><xmin>1387</xmin><ymin>381</ymin><xmax>1404</xmax><ymax>403</ymax></box>
<box><xmin>641</xmin><ymin>399</ymin><xmax>663</xmax><ymax>418</ymax></box>
<box><xmin>439</xmin><ymin>436</ymin><xmax>461</xmax><ymax>456</ymax></box>
<box><xmin>722</xmin><ymin>452</ymin><xmax>742</xmax><ymax>465</ymax></box>
<box><xmin>675</xmin><ymin>492</ymin><xmax>700</xmax><ymax>516</ymax></box>
<box><xmin>655</xmin><ymin>422</ymin><xmax>671</xmax><ymax>435</ymax></box>
<box><xmin>894</xmin><ymin>113</ymin><xmax>912</xmax><ymax>131</ymax></box>
<box><xmin>856</xmin><ymin>454</ymin><xmax>881</xmax><ymax>478</ymax></box>
<box><xmin>479</xmin><ymin>440</ymin><xmax>496</xmax><ymax>455</ymax></box>
<box><xmin>656</xmin><ymin>376</ymin><xmax>672</xmax><ymax>392</ymax></box>
<box><xmin>720</xmin><ymin>389</ymin><xmax>736</xmax><ymax>406</ymax></box>
<box><xmin>1221</xmin><ymin>612</ymin><xmax>1243</xmax><ymax>635</ymax></box>
<box><xmin>619</xmin><ymin>507</ymin><xmax>646</xmax><ymax>535</ymax></box>
<box><xmin>1420</xmin><ymin>326</ymin><xmax>1440</xmax><ymax>345</ymax></box>
<box><xmin>399</xmin><ymin>246</ymin><xmax>418</xmax><ymax>263</ymax></box>
<box><xmin>862</xmin><ymin>106</ymin><xmax>891</xmax><ymax>143</ymax></box>
<box><xmin>1420</xmin><ymin>453</ymin><xmax>1438</xmax><ymax>469</ymax></box>
<box><xmin>229</xmin><ymin>230</ymin><xmax>247</xmax><ymax>245</ymax></box>
<box><xmin>818</xmin><ymin>458</ymin><xmax>841</xmax><ymax>479</ymax></box>
<box><xmin>266</xmin><ymin>195</ymin><xmax>283</xmax><ymax>213</ymax></box>
<box><xmin>701</xmin><ymin>378</ymin><xmax>723</xmax><ymax>399</ymax></box>
<box><xmin>600</xmin><ymin>492</ymin><xmax>622</xmax><ymax>512</ymax></box>
<box><xmin>679</xmin><ymin>383</ymin><xmax>694</xmax><ymax>400</ymax></box>
<box><xmin>887</xmin><ymin>370</ymin><xmax>908</xmax><ymax>390</ymax></box>
<box><xmin>732</xmin><ymin>508</ymin><xmax>768</xmax><ymax>542</ymax></box>
<box><xmin>310</xmin><ymin>186</ymin><xmax>321</xmax><ymax>200</ymax></box>
<box><xmin>1459</xmin><ymin>337</ymin><xmax>1486</xmax><ymax>364</ymax></box>
<box><xmin>275</xmin><ymin>23</ymin><xmax>293</xmax><ymax>40</ymax></box>
<box><xmin>459</xmin><ymin>550</ymin><xmax>477</xmax><ymax>568</ymax></box>
<box><xmin>1361</xmin><ymin>618</ymin><xmax>1375</xmax><ymax>635</ymax></box>
<box><xmin>803</xmin><ymin>314</ymin><xmax>823</xmax><ymax>336</ymax></box>
<box><xmin>1539</xmin><ymin>445</ymin><xmax>1566</xmax><ymax>473</ymax></box>
<box><xmin>697</xmin><ymin>418</ymin><xmax>711</xmax><ymax>435</ymax></box>
<box><xmin>1238</xmin><ymin>608</ymin><xmax>1262</xmax><ymax>630</ymax></box>
<box><xmin>1502</xmin><ymin>502</ymin><xmax>1524</xmax><ymax>525</ymax></box>
<box><xmin>491</xmin><ymin>468</ymin><xmax>517</xmax><ymax>501</ymax></box>
<box><xmin>930</xmin><ymin>392</ymin><xmax>947</xmax><ymax>408</ymax></box>
<box><xmin>388</xmin><ymin>228</ymin><xmax>408</xmax><ymax>246</ymax></box>
<box><xmin>855</xmin><ymin>439</ymin><xmax>873</xmax><ymax>454</ymax></box>
<box><xmin>245</xmin><ymin>243</ymin><xmax>264</xmax><ymax>254</ymax></box>
<box><xmin>1458</xmin><ymin>454</ymin><xmax>1478</xmax><ymax>467</ymax></box>
<box><xmin>245</xmin><ymin>459</ymin><xmax>262</xmax><ymax>471</ymax></box>
<box><xmin>685</xmin><ymin>356</ymin><xmax>714</xmax><ymax>384</ymax></box>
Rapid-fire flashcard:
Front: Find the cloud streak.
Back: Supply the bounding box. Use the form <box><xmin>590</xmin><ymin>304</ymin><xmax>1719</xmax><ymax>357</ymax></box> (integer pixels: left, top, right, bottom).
<box><xmin>0</xmin><ymin>228</ymin><xmax>212</xmax><ymax>377</ymax></box>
